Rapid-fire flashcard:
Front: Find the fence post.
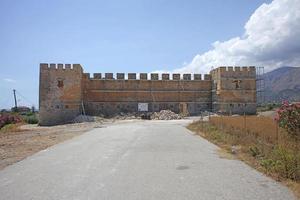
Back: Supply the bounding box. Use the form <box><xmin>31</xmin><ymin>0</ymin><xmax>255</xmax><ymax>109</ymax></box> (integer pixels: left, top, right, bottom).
<box><xmin>221</xmin><ymin>114</ymin><xmax>223</xmax><ymax>131</ymax></box>
<box><xmin>243</xmin><ymin>112</ymin><xmax>246</xmax><ymax>134</ymax></box>
<box><xmin>201</xmin><ymin>112</ymin><xmax>204</xmax><ymax>131</ymax></box>
<box><xmin>276</xmin><ymin>121</ymin><xmax>279</xmax><ymax>145</ymax></box>
<box><xmin>209</xmin><ymin>110</ymin><xmax>212</xmax><ymax>132</ymax></box>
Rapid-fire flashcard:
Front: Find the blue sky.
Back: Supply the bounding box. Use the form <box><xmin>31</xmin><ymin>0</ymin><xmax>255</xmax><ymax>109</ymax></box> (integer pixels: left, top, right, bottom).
<box><xmin>0</xmin><ymin>0</ymin><xmax>293</xmax><ymax>109</ymax></box>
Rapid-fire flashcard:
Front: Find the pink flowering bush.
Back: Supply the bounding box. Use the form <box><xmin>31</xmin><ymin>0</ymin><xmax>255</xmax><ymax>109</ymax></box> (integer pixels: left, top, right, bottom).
<box><xmin>0</xmin><ymin>114</ymin><xmax>22</xmax><ymax>129</ymax></box>
<box><xmin>275</xmin><ymin>101</ymin><xmax>300</xmax><ymax>136</ymax></box>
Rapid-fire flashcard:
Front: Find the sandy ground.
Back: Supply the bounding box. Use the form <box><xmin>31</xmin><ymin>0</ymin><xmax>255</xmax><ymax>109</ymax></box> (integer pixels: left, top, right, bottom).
<box><xmin>0</xmin><ymin>122</ymin><xmax>104</xmax><ymax>170</ymax></box>
<box><xmin>257</xmin><ymin>110</ymin><xmax>277</xmax><ymax>118</ymax></box>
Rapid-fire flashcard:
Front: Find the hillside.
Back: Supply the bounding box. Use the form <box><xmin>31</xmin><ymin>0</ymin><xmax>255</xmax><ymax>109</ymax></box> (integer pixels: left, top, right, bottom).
<box><xmin>263</xmin><ymin>67</ymin><xmax>300</xmax><ymax>102</ymax></box>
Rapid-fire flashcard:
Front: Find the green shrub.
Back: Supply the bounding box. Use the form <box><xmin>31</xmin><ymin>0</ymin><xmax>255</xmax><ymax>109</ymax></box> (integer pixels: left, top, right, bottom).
<box><xmin>271</xmin><ymin>146</ymin><xmax>300</xmax><ymax>180</ymax></box>
<box><xmin>25</xmin><ymin>112</ymin><xmax>34</xmax><ymax>116</ymax></box>
<box><xmin>24</xmin><ymin>115</ymin><xmax>39</xmax><ymax>124</ymax></box>
<box><xmin>260</xmin><ymin>159</ymin><xmax>278</xmax><ymax>172</ymax></box>
<box><xmin>259</xmin><ymin>146</ymin><xmax>300</xmax><ymax>180</ymax></box>
<box><xmin>267</xmin><ymin>104</ymin><xmax>274</xmax><ymax>110</ymax></box>
<box><xmin>249</xmin><ymin>146</ymin><xmax>261</xmax><ymax>157</ymax></box>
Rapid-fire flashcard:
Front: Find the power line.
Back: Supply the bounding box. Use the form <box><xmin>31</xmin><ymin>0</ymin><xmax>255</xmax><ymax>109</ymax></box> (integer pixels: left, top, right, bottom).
<box><xmin>0</xmin><ymin>96</ymin><xmax>13</xmax><ymax>109</ymax></box>
<box><xmin>15</xmin><ymin>90</ymin><xmax>36</xmax><ymax>107</ymax></box>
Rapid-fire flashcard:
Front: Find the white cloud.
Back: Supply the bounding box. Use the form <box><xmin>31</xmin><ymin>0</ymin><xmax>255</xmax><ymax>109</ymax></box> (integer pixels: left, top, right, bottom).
<box><xmin>174</xmin><ymin>0</ymin><xmax>300</xmax><ymax>74</ymax></box>
<box><xmin>3</xmin><ymin>78</ymin><xmax>16</xmax><ymax>83</ymax></box>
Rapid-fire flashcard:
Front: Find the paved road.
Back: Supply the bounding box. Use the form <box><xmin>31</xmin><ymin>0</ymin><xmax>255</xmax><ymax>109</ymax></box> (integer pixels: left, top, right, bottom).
<box><xmin>0</xmin><ymin>120</ymin><xmax>295</xmax><ymax>200</ymax></box>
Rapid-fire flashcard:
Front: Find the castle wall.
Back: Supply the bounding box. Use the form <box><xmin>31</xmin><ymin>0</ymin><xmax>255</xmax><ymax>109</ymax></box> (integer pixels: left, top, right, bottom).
<box><xmin>39</xmin><ymin>63</ymin><xmax>83</xmax><ymax>125</ymax></box>
<box><xmin>82</xmin><ymin>74</ymin><xmax>212</xmax><ymax>116</ymax></box>
<box><xmin>39</xmin><ymin>64</ymin><xmax>257</xmax><ymax>125</ymax></box>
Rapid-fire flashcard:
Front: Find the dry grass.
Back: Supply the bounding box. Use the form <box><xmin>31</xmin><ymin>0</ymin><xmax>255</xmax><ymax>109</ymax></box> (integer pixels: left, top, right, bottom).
<box><xmin>188</xmin><ymin>116</ymin><xmax>300</xmax><ymax>199</ymax></box>
<box><xmin>0</xmin><ymin>123</ymin><xmax>23</xmax><ymax>133</ymax></box>
<box><xmin>210</xmin><ymin>116</ymin><xmax>279</xmax><ymax>143</ymax></box>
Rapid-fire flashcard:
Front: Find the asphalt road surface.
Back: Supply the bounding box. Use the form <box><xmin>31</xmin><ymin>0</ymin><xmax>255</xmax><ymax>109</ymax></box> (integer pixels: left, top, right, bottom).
<box><xmin>0</xmin><ymin>119</ymin><xmax>295</xmax><ymax>200</ymax></box>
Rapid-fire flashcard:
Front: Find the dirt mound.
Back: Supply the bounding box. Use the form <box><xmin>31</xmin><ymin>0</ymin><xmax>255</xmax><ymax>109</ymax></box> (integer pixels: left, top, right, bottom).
<box><xmin>72</xmin><ymin>115</ymin><xmax>107</xmax><ymax>123</ymax></box>
<box><xmin>151</xmin><ymin>110</ymin><xmax>182</xmax><ymax>120</ymax></box>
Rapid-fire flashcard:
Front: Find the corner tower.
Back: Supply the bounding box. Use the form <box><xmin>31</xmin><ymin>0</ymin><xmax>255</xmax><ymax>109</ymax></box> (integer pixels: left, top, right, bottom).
<box><xmin>211</xmin><ymin>66</ymin><xmax>256</xmax><ymax>114</ymax></box>
<box><xmin>39</xmin><ymin>63</ymin><xmax>83</xmax><ymax>125</ymax></box>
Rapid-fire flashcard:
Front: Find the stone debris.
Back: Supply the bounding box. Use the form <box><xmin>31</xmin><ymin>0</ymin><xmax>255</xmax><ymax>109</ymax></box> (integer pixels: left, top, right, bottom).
<box><xmin>72</xmin><ymin>115</ymin><xmax>108</xmax><ymax>124</ymax></box>
<box><xmin>231</xmin><ymin>145</ymin><xmax>241</xmax><ymax>154</ymax></box>
<box><xmin>200</xmin><ymin>111</ymin><xmax>215</xmax><ymax>117</ymax></box>
<box><xmin>72</xmin><ymin>115</ymin><xmax>97</xmax><ymax>123</ymax></box>
<box><xmin>151</xmin><ymin>110</ymin><xmax>182</xmax><ymax>120</ymax></box>
<box><xmin>72</xmin><ymin>111</ymin><xmax>184</xmax><ymax>122</ymax></box>
<box><xmin>113</xmin><ymin>112</ymin><xmax>139</xmax><ymax>120</ymax></box>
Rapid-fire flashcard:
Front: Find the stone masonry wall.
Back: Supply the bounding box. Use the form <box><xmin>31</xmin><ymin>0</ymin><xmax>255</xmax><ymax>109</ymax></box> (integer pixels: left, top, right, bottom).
<box><xmin>39</xmin><ymin>64</ymin><xmax>257</xmax><ymax>125</ymax></box>
<box><xmin>82</xmin><ymin>73</ymin><xmax>212</xmax><ymax>116</ymax></box>
<box><xmin>39</xmin><ymin>63</ymin><xmax>83</xmax><ymax>125</ymax></box>
<box><xmin>211</xmin><ymin>66</ymin><xmax>256</xmax><ymax>114</ymax></box>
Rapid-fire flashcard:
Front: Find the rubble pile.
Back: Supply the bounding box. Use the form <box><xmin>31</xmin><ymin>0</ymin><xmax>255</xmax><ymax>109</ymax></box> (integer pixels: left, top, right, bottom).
<box><xmin>72</xmin><ymin>115</ymin><xmax>96</xmax><ymax>123</ymax></box>
<box><xmin>113</xmin><ymin>112</ymin><xmax>138</xmax><ymax>120</ymax></box>
<box><xmin>151</xmin><ymin>110</ymin><xmax>182</xmax><ymax>120</ymax></box>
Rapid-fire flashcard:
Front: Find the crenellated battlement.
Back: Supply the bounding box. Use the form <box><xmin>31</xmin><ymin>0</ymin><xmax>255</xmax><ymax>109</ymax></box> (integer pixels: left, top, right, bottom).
<box><xmin>40</xmin><ymin>63</ymin><xmax>217</xmax><ymax>81</ymax></box>
<box><xmin>40</xmin><ymin>63</ymin><xmax>83</xmax><ymax>72</ymax></box>
<box><xmin>86</xmin><ymin>72</ymin><xmax>211</xmax><ymax>81</ymax></box>
<box><xmin>210</xmin><ymin>66</ymin><xmax>256</xmax><ymax>78</ymax></box>
<box><xmin>39</xmin><ymin>63</ymin><xmax>257</xmax><ymax>125</ymax></box>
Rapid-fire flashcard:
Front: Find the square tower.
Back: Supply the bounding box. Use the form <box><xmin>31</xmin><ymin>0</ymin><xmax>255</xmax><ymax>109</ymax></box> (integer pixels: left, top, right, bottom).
<box><xmin>39</xmin><ymin>63</ymin><xmax>83</xmax><ymax>125</ymax></box>
<box><xmin>210</xmin><ymin>66</ymin><xmax>256</xmax><ymax>114</ymax></box>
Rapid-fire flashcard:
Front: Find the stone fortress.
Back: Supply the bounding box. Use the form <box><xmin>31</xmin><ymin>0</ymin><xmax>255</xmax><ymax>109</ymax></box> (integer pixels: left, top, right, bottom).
<box><xmin>39</xmin><ymin>63</ymin><xmax>256</xmax><ymax>125</ymax></box>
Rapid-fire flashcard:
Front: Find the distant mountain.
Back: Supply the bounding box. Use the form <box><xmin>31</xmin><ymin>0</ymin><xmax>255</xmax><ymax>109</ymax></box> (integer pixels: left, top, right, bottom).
<box><xmin>262</xmin><ymin>66</ymin><xmax>300</xmax><ymax>103</ymax></box>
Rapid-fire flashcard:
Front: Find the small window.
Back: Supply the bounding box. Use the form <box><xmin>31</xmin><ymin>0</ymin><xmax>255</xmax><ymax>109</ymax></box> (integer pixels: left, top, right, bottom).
<box><xmin>57</xmin><ymin>80</ymin><xmax>64</xmax><ymax>88</ymax></box>
<box><xmin>56</xmin><ymin>105</ymin><xmax>60</xmax><ymax>109</ymax></box>
<box><xmin>232</xmin><ymin>79</ymin><xmax>241</xmax><ymax>89</ymax></box>
<box><xmin>65</xmin><ymin>105</ymin><xmax>69</xmax><ymax>109</ymax></box>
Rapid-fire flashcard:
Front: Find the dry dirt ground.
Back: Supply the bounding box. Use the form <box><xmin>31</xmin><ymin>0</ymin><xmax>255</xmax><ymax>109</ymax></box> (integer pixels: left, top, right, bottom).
<box><xmin>0</xmin><ymin>122</ymin><xmax>103</xmax><ymax>170</ymax></box>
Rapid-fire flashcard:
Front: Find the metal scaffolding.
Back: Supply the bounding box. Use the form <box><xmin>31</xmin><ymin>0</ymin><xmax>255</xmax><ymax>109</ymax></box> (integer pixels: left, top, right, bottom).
<box><xmin>256</xmin><ymin>66</ymin><xmax>265</xmax><ymax>106</ymax></box>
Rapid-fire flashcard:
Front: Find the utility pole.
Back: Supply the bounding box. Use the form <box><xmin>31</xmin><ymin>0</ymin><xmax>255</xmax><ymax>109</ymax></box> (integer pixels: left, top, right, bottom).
<box><xmin>13</xmin><ymin>89</ymin><xmax>18</xmax><ymax>111</ymax></box>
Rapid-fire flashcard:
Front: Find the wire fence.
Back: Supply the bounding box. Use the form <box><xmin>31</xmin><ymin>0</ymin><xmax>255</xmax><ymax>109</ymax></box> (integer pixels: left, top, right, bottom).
<box><xmin>199</xmin><ymin>112</ymin><xmax>283</xmax><ymax>145</ymax></box>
